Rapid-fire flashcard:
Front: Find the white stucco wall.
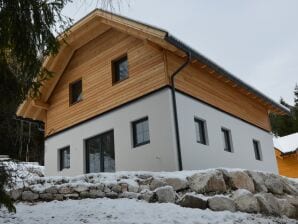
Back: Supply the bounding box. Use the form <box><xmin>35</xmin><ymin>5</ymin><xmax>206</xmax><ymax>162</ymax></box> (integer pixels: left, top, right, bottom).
<box><xmin>45</xmin><ymin>88</ymin><xmax>178</xmax><ymax>176</ymax></box>
<box><xmin>176</xmin><ymin>92</ymin><xmax>278</xmax><ymax>173</ymax></box>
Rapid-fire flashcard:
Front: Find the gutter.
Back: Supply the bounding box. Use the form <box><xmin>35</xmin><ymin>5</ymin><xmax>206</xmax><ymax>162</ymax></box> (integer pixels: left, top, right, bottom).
<box><xmin>169</xmin><ymin>51</ymin><xmax>192</xmax><ymax>171</ymax></box>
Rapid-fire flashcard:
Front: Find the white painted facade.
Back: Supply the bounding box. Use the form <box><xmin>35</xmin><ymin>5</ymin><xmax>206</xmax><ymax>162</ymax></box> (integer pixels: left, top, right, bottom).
<box><xmin>45</xmin><ymin>88</ymin><xmax>278</xmax><ymax>176</ymax></box>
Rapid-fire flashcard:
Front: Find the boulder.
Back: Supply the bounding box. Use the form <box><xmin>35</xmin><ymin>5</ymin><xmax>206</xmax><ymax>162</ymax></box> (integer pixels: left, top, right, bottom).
<box><xmin>73</xmin><ymin>184</ymin><xmax>89</xmax><ymax>193</ymax></box>
<box><xmin>277</xmin><ymin>198</ymin><xmax>297</xmax><ymax>219</ymax></box>
<box><xmin>155</xmin><ymin>186</ymin><xmax>175</xmax><ymax>203</ymax></box>
<box><xmin>179</xmin><ymin>193</ymin><xmax>207</xmax><ymax>209</ymax></box>
<box><xmin>246</xmin><ymin>171</ymin><xmax>267</xmax><ymax>192</ymax></box>
<box><xmin>254</xmin><ymin>193</ymin><xmax>280</xmax><ymax>216</ymax></box>
<box><xmin>139</xmin><ymin>189</ymin><xmax>154</xmax><ymax>202</ymax></box>
<box><xmin>119</xmin><ymin>192</ymin><xmax>139</xmax><ymax>199</ymax></box>
<box><xmin>264</xmin><ymin>175</ymin><xmax>283</xmax><ymax>195</ymax></box>
<box><xmin>188</xmin><ymin>170</ymin><xmax>227</xmax><ymax>194</ymax></box>
<box><xmin>150</xmin><ymin>178</ymin><xmax>167</xmax><ymax>191</ymax></box>
<box><xmin>10</xmin><ymin>189</ymin><xmax>22</xmax><ymax>200</ymax></box>
<box><xmin>79</xmin><ymin>191</ymin><xmax>90</xmax><ymax>198</ymax></box>
<box><xmin>232</xmin><ymin>189</ymin><xmax>260</xmax><ymax>213</ymax></box>
<box><xmin>228</xmin><ymin>171</ymin><xmax>255</xmax><ymax>193</ymax></box>
<box><xmin>164</xmin><ymin>178</ymin><xmax>188</xmax><ymax>191</ymax></box>
<box><xmin>208</xmin><ymin>196</ymin><xmax>236</xmax><ymax>212</ymax></box>
<box><xmin>53</xmin><ymin>194</ymin><xmax>64</xmax><ymax>201</ymax></box>
<box><xmin>64</xmin><ymin>193</ymin><xmax>79</xmax><ymax>199</ymax></box>
<box><xmin>58</xmin><ymin>185</ymin><xmax>73</xmax><ymax>194</ymax></box>
<box><xmin>105</xmin><ymin>192</ymin><xmax>118</xmax><ymax>199</ymax></box>
<box><xmin>120</xmin><ymin>183</ymin><xmax>128</xmax><ymax>192</ymax></box>
<box><xmin>22</xmin><ymin>191</ymin><xmax>39</xmax><ymax>201</ymax></box>
<box><xmin>127</xmin><ymin>182</ymin><xmax>139</xmax><ymax>193</ymax></box>
<box><xmin>89</xmin><ymin>189</ymin><xmax>105</xmax><ymax>198</ymax></box>
<box><xmin>281</xmin><ymin>178</ymin><xmax>298</xmax><ymax>196</ymax></box>
<box><xmin>45</xmin><ymin>186</ymin><xmax>58</xmax><ymax>194</ymax></box>
<box><xmin>39</xmin><ymin>193</ymin><xmax>53</xmax><ymax>201</ymax></box>
<box><xmin>111</xmin><ymin>184</ymin><xmax>122</xmax><ymax>193</ymax></box>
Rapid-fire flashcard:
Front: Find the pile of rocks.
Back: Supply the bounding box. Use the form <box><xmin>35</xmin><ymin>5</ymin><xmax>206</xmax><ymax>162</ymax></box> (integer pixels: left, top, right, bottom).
<box><xmin>7</xmin><ymin>169</ymin><xmax>298</xmax><ymax>219</ymax></box>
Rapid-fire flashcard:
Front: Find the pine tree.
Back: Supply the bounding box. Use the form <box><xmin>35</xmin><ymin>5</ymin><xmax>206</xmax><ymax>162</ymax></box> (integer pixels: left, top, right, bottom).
<box><xmin>0</xmin><ymin>164</ymin><xmax>15</xmax><ymax>213</ymax></box>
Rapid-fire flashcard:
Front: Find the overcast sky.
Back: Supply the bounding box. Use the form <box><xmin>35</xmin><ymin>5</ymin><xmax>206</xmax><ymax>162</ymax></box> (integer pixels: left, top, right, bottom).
<box><xmin>62</xmin><ymin>0</ymin><xmax>298</xmax><ymax>105</ymax></box>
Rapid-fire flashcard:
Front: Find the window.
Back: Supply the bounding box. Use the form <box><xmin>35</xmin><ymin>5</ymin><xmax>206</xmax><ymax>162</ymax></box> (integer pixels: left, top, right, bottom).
<box><xmin>69</xmin><ymin>79</ymin><xmax>82</xmax><ymax>105</ymax></box>
<box><xmin>253</xmin><ymin>140</ymin><xmax>262</xmax><ymax>161</ymax></box>
<box><xmin>221</xmin><ymin>128</ymin><xmax>233</xmax><ymax>152</ymax></box>
<box><xmin>59</xmin><ymin>146</ymin><xmax>70</xmax><ymax>171</ymax></box>
<box><xmin>132</xmin><ymin>117</ymin><xmax>150</xmax><ymax>147</ymax></box>
<box><xmin>112</xmin><ymin>55</ymin><xmax>128</xmax><ymax>83</ymax></box>
<box><xmin>194</xmin><ymin>118</ymin><xmax>208</xmax><ymax>145</ymax></box>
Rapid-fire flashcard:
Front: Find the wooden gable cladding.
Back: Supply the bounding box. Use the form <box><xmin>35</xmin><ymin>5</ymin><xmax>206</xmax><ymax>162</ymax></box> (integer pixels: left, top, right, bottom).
<box><xmin>165</xmin><ymin>51</ymin><xmax>271</xmax><ymax>131</ymax></box>
<box><xmin>275</xmin><ymin>149</ymin><xmax>298</xmax><ymax>178</ymax></box>
<box><xmin>45</xmin><ymin>28</ymin><xmax>167</xmax><ymax>135</ymax></box>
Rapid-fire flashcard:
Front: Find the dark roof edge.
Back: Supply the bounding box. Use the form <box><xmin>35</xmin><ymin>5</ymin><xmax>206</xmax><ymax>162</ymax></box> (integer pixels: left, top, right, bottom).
<box><xmin>165</xmin><ymin>34</ymin><xmax>289</xmax><ymax>115</ymax></box>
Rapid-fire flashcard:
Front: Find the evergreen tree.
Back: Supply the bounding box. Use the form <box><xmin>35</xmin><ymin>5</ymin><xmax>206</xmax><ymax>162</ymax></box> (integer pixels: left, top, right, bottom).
<box><xmin>270</xmin><ymin>85</ymin><xmax>298</xmax><ymax>136</ymax></box>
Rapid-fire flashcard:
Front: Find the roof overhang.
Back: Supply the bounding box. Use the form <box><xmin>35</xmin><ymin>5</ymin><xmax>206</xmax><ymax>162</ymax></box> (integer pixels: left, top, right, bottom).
<box><xmin>16</xmin><ymin>9</ymin><xmax>289</xmax><ymax>121</ymax></box>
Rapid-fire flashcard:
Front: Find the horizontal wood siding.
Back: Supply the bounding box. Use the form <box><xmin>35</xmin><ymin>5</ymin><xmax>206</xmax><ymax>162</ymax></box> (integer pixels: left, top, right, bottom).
<box><xmin>275</xmin><ymin>149</ymin><xmax>298</xmax><ymax>178</ymax></box>
<box><xmin>46</xmin><ymin>29</ymin><xmax>167</xmax><ymax>135</ymax></box>
<box><xmin>166</xmin><ymin>52</ymin><xmax>271</xmax><ymax>131</ymax></box>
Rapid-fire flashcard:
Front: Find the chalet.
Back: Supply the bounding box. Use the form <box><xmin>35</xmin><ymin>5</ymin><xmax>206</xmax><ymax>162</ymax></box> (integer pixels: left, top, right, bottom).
<box><xmin>16</xmin><ymin>9</ymin><xmax>288</xmax><ymax>176</ymax></box>
<box><xmin>274</xmin><ymin>133</ymin><xmax>298</xmax><ymax>178</ymax></box>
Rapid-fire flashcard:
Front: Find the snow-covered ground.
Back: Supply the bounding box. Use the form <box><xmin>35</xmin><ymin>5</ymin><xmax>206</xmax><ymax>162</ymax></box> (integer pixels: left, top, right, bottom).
<box><xmin>0</xmin><ymin>198</ymin><xmax>296</xmax><ymax>224</ymax></box>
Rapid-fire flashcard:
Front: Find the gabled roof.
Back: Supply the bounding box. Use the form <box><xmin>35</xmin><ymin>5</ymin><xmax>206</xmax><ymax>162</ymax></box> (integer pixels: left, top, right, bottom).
<box><xmin>16</xmin><ymin>9</ymin><xmax>289</xmax><ymax>121</ymax></box>
<box><xmin>274</xmin><ymin>132</ymin><xmax>298</xmax><ymax>155</ymax></box>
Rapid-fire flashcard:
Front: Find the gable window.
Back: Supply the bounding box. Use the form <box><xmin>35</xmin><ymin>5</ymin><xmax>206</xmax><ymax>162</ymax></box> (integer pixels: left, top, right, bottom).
<box><xmin>194</xmin><ymin>117</ymin><xmax>208</xmax><ymax>145</ymax></box>
<box><xmin>253</xmin><ymin>140</ymin><xmax>262</xmax><ymax>161</ymax></box>
<box><xmin>112</xmin><ymin>55</ymin><xmax>128</xmax><ymax>83</ymax></box>
<box><xmin>69</xmin><ymin>79</ymin><xmax>82</xmax><ymax>105</ymax></box>
<box><xmin>132</xmin><ymin>117</ymin><xmax>150</xmax><ymax>147</ymax></box>
<box><xmin>221</xmin><ymin>128</ymin><xmax>233</xmax><ymax>152</ymax></box>
<box><xmin>59</xmin><ymin>146</ymin><xmax>70</xmax><ymax>171</ymax></box>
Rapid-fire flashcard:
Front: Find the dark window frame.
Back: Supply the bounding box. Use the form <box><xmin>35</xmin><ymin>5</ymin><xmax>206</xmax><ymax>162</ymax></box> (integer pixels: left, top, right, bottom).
<box><xmin>194</xmin><ymin>117</ymin><xmax>208</xmax><ymax>145</ymax></box>
<box><xmin>221</xmin><ymin>127</ymin><xmax>233</xmax><ymax>152</ymax></box>
<box><xmin>112</xmin><ymin>54</ymin><xmax>129</xmax><ymax>84</ymax></box>
<box><xmin>69</xmin><ymin>79</ymin><xmax>83</xmax><ymax>106</ymax></box>
<box><xmin>59</xmin><ymin>146</ymin><xmax>70</xmax><ymax>171</ymax></box>
<box><xmin>253</xmin><ymin>139</ymin><xmax>262</xmax><ymax>161</ymax></box>
<box><xmin>132</xmin><ymin>117</ymin><xmax>150</xmax><ymax>148</ymax></box>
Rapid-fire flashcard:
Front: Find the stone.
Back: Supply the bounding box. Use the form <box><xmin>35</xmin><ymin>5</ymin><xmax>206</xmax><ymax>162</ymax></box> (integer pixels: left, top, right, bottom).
<box><xmin>22</xmin><ymin>191</ymin><xmax>39</xmax><ymax>201</ymax></box>
<box><xmin>188</xmin><ymin>170</ymin><xmax>227</xmax><ymax>194</ymax></box>
<box><xmin>150</xmin><ymin>179</ymin><xmax>167</xmax><ymax>191</ymax></box>
<box><xmin>246</xmin><ymin>171</ymin><xmax>267</xmax><ymax>192</ymax></box>
<box><xmin>111</xmin><ymin>184</ymin><xmax>122</xmax><ymax>193</ymax></box>
<box><xmin>277</xmin><ymin>198</ymin><xmax>297</xmax><ymax>219</ymax></box>
<box><xmin>53</xmin><ymin>194</ymin><xmax>64</xmax><ymax>201</ymax></box>
<box><xmin>139</xmin><ymin>189</ymin><xmax>154</xmax><ymax>202</ymax></box>
<box><xmin>89</xmin><ymin>189</ymin><xmax>105</xmax><ymax>198</ymax></box>
<box><xmin>64</xmin><ymin>193</ymin><xmax>79</xmax><ymax>199</ymax></box>
<box><xmin>120</xmin><ymin>183</ymin><xmax>128</xmax><ymax>192</ymax></box>
<box><xmin>179</xmin><ymin>193</ymin><xmax>207</xmax><ymax>209</ymax></box>
<box><xmin>139</xmin><ymin>185</ymin><xmax>150</xmax><ymax>192</ymax></box>
<box><xmin>10</xmin><ymin>189</ymin><xmax>22</xmax><ymax>200</ymax></box>
<box><xmin>164</xmin><ymin>178</ymin><xmax>188</xmax><ymax>191</ymax></box>
<box><xmin>58</xmin><ymin>185</ymin><xmax>73</xmax><ymax>194</ymax></box>
<box><xmin>155</xmin><ymin>186</ymin><xmax>176</xmax><ymax>203</ymax></box>
<box><xmin>228</xmin><ymin>171</ymin><xmax>255</xmax><ymax>193</ymax></box>
<box><xmin>106</xmin><ymin>192</ymin><xmax>118</xmax><ymax>199</ymax></box>
<box><xmin>73</xmin><ymin>184</ymin><xmax>89</xmax><ymax>193</ymax></box>
<box><xmin>208</xmin><ymin>196</ymin><xmax>236</xmax><ymax>212</ymax></box>
<box><xmin>281</xmin><ymin>178</ymin><xmax>298</xmax><ymax>196</ymax></box>
<box><xmin>264</xmin><ymin>175</ymin><xmax>283</xmax><ymax>195</ymax></box>
<box><xmin>45</xmin><ymin>186</ymin><xmax>58</xmax><ymax>194</ymax></box>
<box><xmin>80</xmin><ymin>191</ymin><xmax>90</xmax><ymax>198</ymax></box>
<box><xmin>120</xmin><ymin>192</ymin><xmax>139</xmax><ymax>199</ymax></box>
<box><xmin>39</xmin><ymin>193</ymin><xmax>53</xmax><ymax>201</ymax></box>
<box><xmin>128</xmin><ymin>183</ymin><xmax>139</xmax><ymax>193</ymax></box>
<box><xmin>255</xmin><ymin>193</ymin><xmax>280</xmax><ymax>216</ymax></box>
<box><xmin>232</xmin><ymin>189</ymin><xmax>260</xmax><ymax>213</ymax></box>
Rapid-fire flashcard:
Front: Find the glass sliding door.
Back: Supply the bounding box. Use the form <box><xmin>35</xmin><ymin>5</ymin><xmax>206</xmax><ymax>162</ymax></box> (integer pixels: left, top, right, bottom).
<box><xmin>85</xmin><ymin>130</ymin><xmax>115</xmax><ymax>173</ymax></box>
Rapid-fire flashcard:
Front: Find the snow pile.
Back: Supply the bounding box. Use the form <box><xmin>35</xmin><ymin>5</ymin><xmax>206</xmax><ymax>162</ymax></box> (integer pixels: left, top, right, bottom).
<box><xmin>0</xmin><ymin>198</ymin><xmax>297</xmax><ymax>224</ymax></box>
<box><xmin>273</xmin><ymin>132</ymin><xmax>298</xmax><ymax>153</ymax></box>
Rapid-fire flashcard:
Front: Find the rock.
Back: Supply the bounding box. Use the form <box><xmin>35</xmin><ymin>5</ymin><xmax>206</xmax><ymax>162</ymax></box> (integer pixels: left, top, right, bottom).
<box><xmin>150</xmin><ymin>179</ymin><xmax>167</xmax><ymax>191</ymax></box>
<box><xmin>264</xmin><ymin>175</ymin><xmax>283</xmax><ymax>195</ymax></box>
<box><xmin>53</xmin><ymin>194</ymin><xmax>64</xmax><ymax>201</ymax></box>
<box><xmin>39</xmin><ymin>193</ymin><xmax>53</xmax><ymax>201</ymax></box>
<box><xmin>120</xmin><ymin>192</ymin><xmax>139</xmax><ymax>199</ymax></box>
<box><xmin>89</xmin><ymin>189</ymin><xmax>105</xmax><ymax>198</ymax></box>
<box><xmin>79</xmin><ymin>191</ymin><xmax>90</xmax><ymax>198</ymax></box>
<box><xmin>155</xmin><ymin>186</ymin><xmax>175</xmax><ymax>203</ymax></box>
<box><xmin>139</xmin><ymin>189</ymin><xmax>154</xmax><ymax>202</ymax></box>
<box><xmin>73</xmin><ymin>184</ymin><xmax>89</xmax><ymax>193</ymax></box>
<box><xmin>246</xmin><ymin>171</ymin><xmax>267</xmax><ymax>192</ymax></box>
<box><xmin>281</xmin><ymin>178</ymin><xmax>298</xmax><ymax>195</ymax></box>
<box><xmin>232</xmin><ymin>189</ymin><xmax>260</xmax><ymax>213</ymax></box>
<box><xmin>45</xmin><ymin>186</ymin><xmax>58</xmax><ymax>194</ymax></box>
<box><xmin>188</xmin><ymin>170</ymin><xmax>227</xmax><ymax>194</ymax></box>
<box><xmin>22</xmin><ymin>191</ymin><xmax>39</xmax><ymax>201</ymax></box>
<box><xmin>255</xmin><ymin>193</ymin><xmax>280</xmax><ymax>216</ymax></box>
<box><xmin>228</xmin><ymin>171</ymin><xmax>255</xmax><ymax>193</ymax></box>
<box><xmin>106</xmin><ymin>192</ymin><xmax>118</xmax><ymax>199</ymax></box>
<box><xmin>64</xmin><ymin>193</ymin><xmax>79</xmax><ymax>199</ymax></box>
<box><xmin>58</xmin><ymin>185</ymin><xmax>73</xmax><ymax>194</ymax></box>
<box><xmin>164</xmin><ymin>178</ymin><xmax>188</xmax><ymax>191</ymax></box>
<box><xmin>208</xmin><ymin>196</ymin><xmax>236</xmax><ymax>212</ymax></box>
<box><xmin>120</xmin><ymin>183</ymin><xmax>128</xmax><ymax>192</ymax></box>
<box><xmin>179</xmin><ymin>193</ymin><xmax>207</xmax><ymax>209</ymax></box>
<box><xmin>95</xmin><ymin>183</ymin><xmax>105</xmax><ymax>191</ymax></box>
<box><xmin>127</xmin><ymin>182</ymin><xmax>139</xmax><ymax>193</ymax></box>
<box><xmin>10</xmin><ymin>189</ymin><xmax>22</xmax><ymax>200</ymax></box>
<box><xmin>111</xmin><ymin>184</ymin><xmax>122</xmax><ymax>193</ymax></box>
<box><xmin>277</xmin><ymin>198</ymin><xmax>297</xmax><ymax>219</ymax></box>
<box><xmin>139</xmin><ymin>185</ymin><xmax>150</xmax><ymax>192</ymax></box>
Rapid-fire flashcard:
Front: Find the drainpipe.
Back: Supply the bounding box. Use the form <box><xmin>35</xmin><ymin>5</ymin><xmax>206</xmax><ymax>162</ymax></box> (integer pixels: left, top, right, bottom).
<box><xmin>170</xmin><ymin>52</ymin><xmax>191</xmax><ymax>171</ymax></box>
